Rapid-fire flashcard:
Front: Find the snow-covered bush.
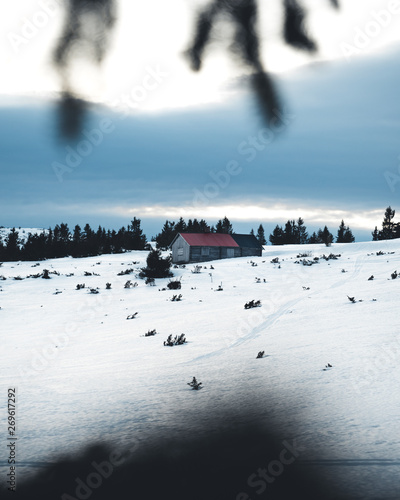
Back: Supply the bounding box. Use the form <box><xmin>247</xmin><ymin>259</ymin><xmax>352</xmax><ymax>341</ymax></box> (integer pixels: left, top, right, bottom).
<box><xmin>164</xmin><ymin>334</ymin><xmax>187</xmax><ymax>346</ymax></box>
<box><xmin>244</xmin><ymin>300</ymin><xmax>261</xmax><ymax>309</ymax></box>
<box><xmin>167</xmin><ymin>279</ymin><xmax>181</xmax><ymax>290</ymax></box>
<box><xmin>187</xmin><ymin>377</ymin><xmax>202</xmax><ymax>390</ymax></box>
<box><xmin>117</xmin><ymin>268</ymin><xmax>134</xmax><ymax>276</ymax></box>
<box><xmin>125</xmin><ymin>280</ymin><xmax>138</xmax><ymax>289</ymax></box>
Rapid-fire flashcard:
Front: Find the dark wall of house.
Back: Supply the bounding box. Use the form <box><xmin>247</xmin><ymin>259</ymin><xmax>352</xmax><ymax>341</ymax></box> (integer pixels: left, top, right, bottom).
<box><xmin>189</xmin><ymin>246</ymin><xmax>241</xmax><ymax>262</ymax></box>
<box><xmin>189</xmin><ymin>246</ymin><xmax>220</xmax><ymax>262</ymax></box>
<box><xmin>240</xmin><ymin>248</ymin><xmax>262</xmax><ymax>257</ymax></box>
<box><xmin>188</xmin><ymin>246</ymin><xmax>260</xmax><ymax>263</ymax></box>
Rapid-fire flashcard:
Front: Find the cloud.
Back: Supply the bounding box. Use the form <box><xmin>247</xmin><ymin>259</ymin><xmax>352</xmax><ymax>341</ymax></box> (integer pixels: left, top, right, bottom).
<box><xmin>1</xmin><ymin>45</ymin><xmax>400</xmax><ymax>239</ymax></box>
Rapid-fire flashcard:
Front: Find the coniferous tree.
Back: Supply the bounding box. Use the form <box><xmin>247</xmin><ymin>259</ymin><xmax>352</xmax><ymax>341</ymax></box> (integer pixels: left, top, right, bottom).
<box><xmin>307</xmin><ymin>231</ymin><xmax>319</xmax><ymax>244</ymax></box>
<box><xmin>22</xmin><ymin>232</ymin><xmax>48</xmax><ymax>261</ymax></box>
<box><xmin>215</xmin><ymin>216</ymin><xmax>233</xmax><ymax>234</ymax></box>
<box><xmin>83</xmin><ymin>223</ymin><xmax>98</xmax><ymax>256</ymax></box>
<box><xmin>283</xmin><ymin>220</ymin><xmax>297</xmax><ymax>244</ymax></box>
<box><xmin>127</xmin><ymin>218</ymin><xmax>147</xmax><ymax>250</ymax></box>
<box><xmin>318</xmin><ymin>226</ymin><xmax>334</xmax><ymax>246</ymax></box>
<box><xmin>191</xmin><ymin>219</ymin><xmax>202</xmax><ymax>232</ymax></box>
<box><xmin>269</xmin><ymin>225</ymin><xmax>285</xmax><ymax>245</ymax></box>
<box><xmin>372</xmin><ymin>226</ymin><xmax>379</xmax><ymax>241</ymax></box>
<box><xmin>52</xmin><ymin>223</ymin><xmax>71</xmax><ymax>257</ymax></box>
<box><xmin>175</xmin><ymin>217</ymin><xmax>187</xmax><ymax>234</ymax></box>
<box><xmin>5</xmin><ymin>228</ymin><xmax>21</xmax><ymax>261</ymax></box>
<box><xmin>297</xmin><ymin>217</ymin><xmax>308</xmax><ymax>244</ymax></box>
<box><xmin>71</xmin><ymin>225</ymin><xmax>83</xmax><ymax>257</ymax></box>
<box><xmin>156</xmin><ymin>221</ymin><xmax>176</xmax><ymax>250</ymax></box>
<box><xmin>380</xmin><ymin>206</ymin><xmax>396</xmax><ymax>240</ymax></box>
<box><xmin>199</xmin><ymin>219</ymin><xmax>211</xmax><ymax>233</ymax></box>
<box><xmin>140</xmin><ymin>249</ymin><xmax>172</xmax><ymax>279</ymax></box>
<box><xmin>256</xmin><ymin>224</ymin><xmax>266</xmax><ymax>245</ymax></box>
<box><xmin>336</xmin><ymin>220</ymin><xmax>355</xmax><ymax>243</ymax></box>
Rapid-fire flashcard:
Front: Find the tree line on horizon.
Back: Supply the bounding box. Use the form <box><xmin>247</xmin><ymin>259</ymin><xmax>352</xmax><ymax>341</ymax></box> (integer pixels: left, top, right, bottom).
<box><xmin>0</xmin><ymin>207</ymin><xmax>398</xmax><ymax>262</ymax></box>
<box><xmin>0</xmin><ymin>218</ymin><xmax>147</xmax><ymax>262</ymax></box>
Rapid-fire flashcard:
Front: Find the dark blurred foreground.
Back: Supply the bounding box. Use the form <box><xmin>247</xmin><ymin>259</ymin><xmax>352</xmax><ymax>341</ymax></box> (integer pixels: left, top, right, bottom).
<box><xmin>2</xmin><ymin>413</ymin><xmax>348</xmax><ymax>500</ymax></box>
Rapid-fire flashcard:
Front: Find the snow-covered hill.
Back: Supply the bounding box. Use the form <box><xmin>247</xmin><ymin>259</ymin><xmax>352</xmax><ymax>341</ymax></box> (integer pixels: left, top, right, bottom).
<box><xmin>0</xmin><ymin>227</ymin><xmax>47</xmax><ymax>243</ymax></box>
<box><xmin>1</xmin><ymin>240</ymin><xmax>400</xmax><ymax>498</ymax></box>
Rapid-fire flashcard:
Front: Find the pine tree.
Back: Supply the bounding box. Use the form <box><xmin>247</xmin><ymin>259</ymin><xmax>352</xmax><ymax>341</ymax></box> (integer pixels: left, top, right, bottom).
<box><xmin>381</xmin><ymin>206</ymin><xmax>396</xmax><ymax>240</ymax></box>
<box><xmin>307</xmin><ymin>231</ymin><xmax>318</xmax><ymax>244</ymax></box>
<box><xmin>372</xmin><ymin>226</ymin><xmax>379</xmax><ymax>241</ymax></box>
<box><xmin>319</xmin><ymin>226</ymin><xmax>334</xmax><ymax>246</ymax></box>
<box><xmin>5</xmin><ymin>228</ymin><xmax>21</xmax><ymax>261</ymax></box>
<box><xmin>215</xmin><ymin>216</ymin><xmax>233</xmax><ymax>234</ymax></box>
<box><xmin>192</xmin><ymin>219</ymin><xmax>201</xmax><ymax>232</ymax></box>
<box><xmin>256</xmin><ymin>224</ymin><xmax>266</xmax><ymax>245</ymax></box>
<box><xmin>140</xmin><ymin>249</ymin><xmax>172</xmax><ymax>278</ymax></box>
<box><xmin>156</xmin><ymin>221</ymin><xmax>176</xmax><ymax>250</ymax></box>
<box><xmin>83</xmin><ymin>223</ymin><xmax>98</xmax><ymax>256</ymax></box>
<box><xmin>283</xmin><ymin>220</ymin><xmax>297</xmax><ymax>244</ymax></box>
<box><xmin>127</xmin><ymin>217</ymin><xmax>147</xmax><ymax>250</ymax></box>
<box><xmin>199</xmin><ymin>219</ymin><xmax>211</xmax><ymax>233</ymax></box>
<box><xmin>297</xmin><ymin>218</ymin><xmax>308</xmax><ymax>244</ymax></box>
<box><xmin>71</xmin><ymin>225</ymin><xmax>82</xmax><ymax>257</ymax></box>
<box><xmin>269</xmin><ymin>225</ymin><xmax>285</xmax><ymax>245</ymax></box>
<box><xmin>175</xmin><ymin>217</ymin><xmax>187</xmax><ymax>234</ymax></box>
<box><xmin>336</xmin><ymin>220</ymin><xmax>355</xmax><ymax>243</ymax></box>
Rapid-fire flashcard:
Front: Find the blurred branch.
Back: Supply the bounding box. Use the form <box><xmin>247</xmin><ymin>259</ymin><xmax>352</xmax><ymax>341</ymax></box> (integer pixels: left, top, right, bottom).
<box><xmin>53</xmin><ymin>0</ymin><xmax>116</xmax><ymax>139</ymax></box>
<box><xmin>52</xmin><ymin>0</ymin><xmax>339</xmax><ymax>138</ymax></box>
<box><xmin>185</xmin><ymin>0</ymin><xmax>339</xmax><ymax>126</ymax></box>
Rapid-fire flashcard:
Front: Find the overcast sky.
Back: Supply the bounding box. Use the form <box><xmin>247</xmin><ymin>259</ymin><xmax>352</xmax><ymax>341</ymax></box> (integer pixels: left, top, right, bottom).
<box><xmin>1</xmin><ymin>1</ymin><xmax>400</xmax><ymax>240</ymax></box>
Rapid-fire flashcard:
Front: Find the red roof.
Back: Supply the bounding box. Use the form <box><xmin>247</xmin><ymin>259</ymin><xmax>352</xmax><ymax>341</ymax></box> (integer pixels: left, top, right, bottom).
<box><xmin>179</xmin><ymin>233</ymin><xmax>239</xmax><ymax>247</ymax></box>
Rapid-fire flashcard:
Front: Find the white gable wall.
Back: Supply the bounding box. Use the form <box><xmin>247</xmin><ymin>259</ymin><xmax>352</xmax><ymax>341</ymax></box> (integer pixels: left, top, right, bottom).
<box><xmin>171</xmin><ymin>234</ymin><xmax>190</xmax><ymax>263</ymax></box>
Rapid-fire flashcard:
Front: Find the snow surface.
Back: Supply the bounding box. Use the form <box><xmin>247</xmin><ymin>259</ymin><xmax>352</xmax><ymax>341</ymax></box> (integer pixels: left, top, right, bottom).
<box><xmin>1</xmin><ymin>240</ymin><xmax>400</xmax><ymax>498</ymax></box>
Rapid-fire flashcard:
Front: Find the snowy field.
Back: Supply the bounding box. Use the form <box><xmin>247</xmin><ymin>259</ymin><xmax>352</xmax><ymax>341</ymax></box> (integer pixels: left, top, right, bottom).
<box><xmin>1</xmin><ymin>239</ymin><xmax>400</xmax><ymax>498</ymax></box>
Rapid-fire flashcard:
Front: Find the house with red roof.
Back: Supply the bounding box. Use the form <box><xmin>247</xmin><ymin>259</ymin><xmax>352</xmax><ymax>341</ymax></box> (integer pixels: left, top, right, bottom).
<box><xmin>170</xmin><ymin>233</ymin><xmax>263</xmax><ymax>264</ymax></box>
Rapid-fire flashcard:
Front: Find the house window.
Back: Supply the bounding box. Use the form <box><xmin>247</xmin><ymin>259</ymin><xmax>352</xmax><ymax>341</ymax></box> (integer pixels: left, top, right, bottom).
<box><xmin>177</xmin><ymin>248</ymin><xmax>183</xmax><ymax>256</ymax></box>
<box><xmin>202</xmin><ymin>247</ymin><xmax>210</xmax><ymax>256</ymax></box>
<box><xmin>227</xmin><ymin>248</ymin><xmax>234</xmax><ymax>257</ymax></box>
